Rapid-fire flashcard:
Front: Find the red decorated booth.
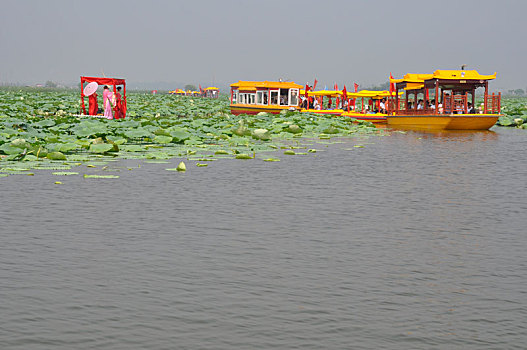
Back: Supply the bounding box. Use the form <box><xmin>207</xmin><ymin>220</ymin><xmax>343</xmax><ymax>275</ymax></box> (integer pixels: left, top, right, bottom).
<box><xmin>80</xmin><ymin>76</ymin><xmax>127</xmax><ymax>117</ymax></box>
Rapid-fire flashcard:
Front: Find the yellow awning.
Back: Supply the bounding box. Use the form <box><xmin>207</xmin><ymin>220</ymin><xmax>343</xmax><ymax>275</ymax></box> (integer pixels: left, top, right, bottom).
<box><xmin>390</xmin><ymin>73</ymin><xmax>433</xmax><ymax>84</ymax></box>
<box><xmin>347</xmin><ymin>90</ymin><xmax>403</xmax><ymax>99</ymax></box>
<box><xmin>432</xmin><ymin>70</ymin><xmax>496</xmax><ymax>80</ymax></box>
<box><xmin>300</xmin><ymin>90</ymin><xmax>341</xmax><ymax>97</ymax></box>
<box><xmin>404</xmin><ymin>83</ymin><xmax>425</xmax><ymax>90</ymax></box>
<box><xmin>205</xmin><ymin>87</ymin><xmax>219</xmax><ymax>90</ymax></box>
<box><xmin>231</xmin><ymin>80</ymin><xmax>303</xmax><ymax>89</ymax></box>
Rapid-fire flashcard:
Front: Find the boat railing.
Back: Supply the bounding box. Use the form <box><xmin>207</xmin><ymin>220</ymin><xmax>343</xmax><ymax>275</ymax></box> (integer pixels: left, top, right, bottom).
<box><xmin>485</xmin><ymin>93</ymin><xmax>501</xmax><ymax>114</ymax></box>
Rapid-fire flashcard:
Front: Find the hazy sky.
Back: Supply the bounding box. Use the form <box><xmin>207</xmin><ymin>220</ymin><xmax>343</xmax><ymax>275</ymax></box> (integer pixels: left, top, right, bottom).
<box><xmin>1</xmin><ymin>0</ymin><xmax>525</xmax><ymax>90</ymax></box>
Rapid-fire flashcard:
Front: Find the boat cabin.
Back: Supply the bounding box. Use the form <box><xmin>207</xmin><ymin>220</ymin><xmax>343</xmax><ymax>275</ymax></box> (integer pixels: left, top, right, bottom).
<box><xmin>299</xmin><ymin>89</ymin><xmax>344</xmax><ymax>114</ymax></box>
<box><xmin>230</xmin><ymin>81</ymin><xmax>303</xmax><ymax>115</ymax></box>
<box><xmin>203</xmin><ymin>87</ymin><xmax>220</xmax><ymax>98</ymax></box>
<box><xmin>391</xmin><ymin>70</ymin><xmax>500</xmax><ymax>115</ymax></box>
<box><xmin>169</xmin><ymin>89</ymin><xmax>186</xmax><ymax>96</ymax></box>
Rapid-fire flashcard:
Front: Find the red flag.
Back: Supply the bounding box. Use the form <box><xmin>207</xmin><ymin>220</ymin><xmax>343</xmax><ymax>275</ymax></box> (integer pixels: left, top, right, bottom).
<box><xmin>342</xmin><ymin>85</ymin><xmax>347</xmax><ymax>100</ymax></box>
<box><xmin>354</xmin><ymin>83</ymin><xmax>359</xmax><ymax>92</ymax></box>
<box><xmin>313</xmin><ymin>79</ymin><xmax>318</xmax><ymax>90</ymax></box>
<box><xmin>389</xmin><ymin>73</ymin><xmax>395</xmax><ymax>93</ymax></box>
<box><xmin>334</xmin><ymin>83</ymin><xmax>338</xmax><ymax>91</ymax></box>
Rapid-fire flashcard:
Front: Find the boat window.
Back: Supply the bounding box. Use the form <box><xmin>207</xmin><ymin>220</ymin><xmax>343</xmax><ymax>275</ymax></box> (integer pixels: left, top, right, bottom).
<box><xmin>232</xmin><ymin>90</ymin><xmax>238</xmax><ymax>103</ymax></box>
<box><xmin>289</xmin><ymin>89</ymin><xmax>299</xmax><ymax>106</ymax></box>
<box><xmin>270</xmin><ymin>90</ymin><xmax>279</xmax><ymax>105</ymax></box>
<box><xmin>256</xmin><ymin>91</ymin><xmax>269</xmax><ymax>105</ymax></box>
<box><xmin>279</xmin><ymin>89</ymin><xmax>289</xmax><ymax>105</ymax></box>
<box><xmin>248</xmin><ymin>94</ymin><xmax>255</xmax><ymax>104</ymax></box>
<box><xmin>239</xmin><ymin>93</ymin><xmax>246</xmax><ymax>104</ymax></box>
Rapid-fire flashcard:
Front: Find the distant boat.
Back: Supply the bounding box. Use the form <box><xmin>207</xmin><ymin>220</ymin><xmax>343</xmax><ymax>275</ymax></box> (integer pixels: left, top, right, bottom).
<box><xmin>203</xmin><ymin>87</ymin><xmax>220</xmax><ymax>99</ymax></box>
<box><xmin>387</xmin><ymin>70</ymin><xmax>501</xmax><ymax>130</ymax></box>
<box><xmin>229</xmin><ymin>81</ymin><xmax>302</xmax><ymax>115</ymax></box>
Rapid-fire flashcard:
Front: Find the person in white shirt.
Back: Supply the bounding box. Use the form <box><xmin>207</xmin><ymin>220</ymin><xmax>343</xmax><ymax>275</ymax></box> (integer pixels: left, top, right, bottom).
<box><xmin>379</xmin><ymin>98</ymin><xmax>387</xmax><ymax>113</ymax></box>
<box><xmin>417</xmin><ymin>99</ymin><xmax>424</xmax><ymax>110</ymax></box>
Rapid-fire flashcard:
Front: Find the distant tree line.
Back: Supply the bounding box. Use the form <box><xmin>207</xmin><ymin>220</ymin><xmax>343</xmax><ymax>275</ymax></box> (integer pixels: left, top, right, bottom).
<box><xmin>505</xmin><ymin>89</ymin><xmax>525</xmax><ymax>96</ymax></box>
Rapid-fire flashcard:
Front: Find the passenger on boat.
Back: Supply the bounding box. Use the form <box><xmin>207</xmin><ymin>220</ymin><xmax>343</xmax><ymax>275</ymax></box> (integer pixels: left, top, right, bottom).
<box><xmin>407</xmin><ymin>102</ymin><xmax>413</xmax><ymax>110</ymax></box>
<box><xmin>379</xmin><ymin>98</ymin><xmax>387</xmax><ymax>114</ymax></box>
<box><xmin>313</xmin><ymin>98</ymin><xmax>320</xmax><ymax>110</ymax></box>
<box><xmin>417</xmin><ymin>99</ymin><xmax>424</xmax><ymax>110</ymax></box>
<box><xmin>467</xmin><ymin>102</ymin><xmax>475</xmax><ymax>114</ymax></box>
<box><xmin>301</xmin><ymin>96</ymin><xmax>308</xmax><ymax>109</ymax></box>
<box><xmin>429</xmin><ymin>99</ymin><xmax>436</xmax><ymax>112</ymax></box>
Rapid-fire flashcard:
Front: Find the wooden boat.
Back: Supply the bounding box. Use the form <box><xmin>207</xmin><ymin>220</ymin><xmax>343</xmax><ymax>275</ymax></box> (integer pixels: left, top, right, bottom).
<box><xmin>169</xmin><ymin>88</ymin><xmax>186</xmax><ymax>96</ymax></box>
<box><xmin>341</xmin><ymin>90</ymin><xmax>401</xmax><ymax>123</ymax></box>
<box><xmin>387</xmin><ymin>70</ymin><xmax>501</xmax><ymax>130</ymax></box>
<box><xmin>230</xmin><ymin>81</ymin><xmax>303</xmax><ymax>115</ymax></box>
<box><xmin>300</xmin><ymin>90</ymin><xmax>344</xmax><ymax>116</ymax></box>
<box><xmin>203</xmin><ymin>87</ymin><xmax>219</xmax><ymax>98</ymax></box>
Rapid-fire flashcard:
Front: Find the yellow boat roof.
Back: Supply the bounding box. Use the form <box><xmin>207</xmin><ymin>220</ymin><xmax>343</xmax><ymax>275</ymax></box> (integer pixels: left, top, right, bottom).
<box><xmin>300</xmin><ymin>90</ymin><xmax>341</xmax><ymax>97</ymax></box>
<box><xmin>204</xmin><ymin>87</ymin><xmax>219</xmax><ymax>90</ymax></box>
<box><xmin>390</xmin><ymin>73</ymin><xmax>433</xmax><ymax>84</ymax></box>
<box><xmin>298</xmin><ymin>89</ymin><xmax>402</xmax><ymax>98</ymax></box>
<box><xmin>392</xmin><ymin>70</ymin><xmax>497</xmax><ymax>84</ymax></box>
<box><xmin>431</xmin><ymin>70</ymin><xmax>496</xmax><ymax>80</ymax></box>
<box><xmin>231</xmin><ymin>80</ymin><xmax>303</xmax><ymax>89</ymax></box>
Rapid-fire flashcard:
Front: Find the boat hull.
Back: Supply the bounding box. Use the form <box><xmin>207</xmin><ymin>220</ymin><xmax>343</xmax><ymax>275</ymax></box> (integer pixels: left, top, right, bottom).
<box><xmin>230</xmin><ymin>104</ymin><xmax>296</xmax><ymax>115</ymax></box>
<box><xmin>387</xmin><ymin>114</ymin><xmax>499</xmax><ymax>130</ymax></box>
<box><xmin>341</xmin><ymin>111</ymin><xmax>387</xmax><ymax>123</ymax></box>
<box><xmin>300</xmin><ymin>109</ymin><xmax>343</xmax><ymax>116</ymax></box>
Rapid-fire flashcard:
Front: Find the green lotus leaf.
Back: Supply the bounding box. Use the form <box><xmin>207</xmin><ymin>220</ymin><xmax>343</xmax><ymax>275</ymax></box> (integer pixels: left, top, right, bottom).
<box><xmin>0</xmin><ymin>144</ymin><xmax>26</xmax><ymax>155</ymax></box>
<box><xmin>123</xmin><ymin>128</ymin><xmax>153</xmax><ymax>139</ymax></box>
<box><xmin>263</xmin><ymin>158</ymin><xmax>280</xmax><ymax>162</ymax></box>
<box><xmin>46</xmin><ymin>151</ymin><xmax>67</xmax><ymax>160</ymax></box>
<box><xmin>498</xmin><ymin>116</ymin><xmax>513</xmax><ymax>126</ymax></box>
<box><xmin>284</xmin><ymin>150</ymin><xmax>296</xmax><ymax>155</ymax></box>
<box><xmin>154</xmin><ymin>128</ymin><xmax>171</xmax><ymax>136</ymax></box>
<box><xmin>89</xmin><ymin>143</ymin><xmax>114</xmax><ymax>154</ymax></box>
<box><xmin>168</xmin><ymin>127</ymin><xmax>191</xmax><ymax>142</ymax></box>
<box><xmin>52</xmin><ymin>172</ymin><xmax>79</xmax><ymax>176</ymax></box>
<box><xmin>252</xmin><ymin>128</ymin><xmax>271</xmax><ymax>141</ymax></box>
<box><xmin>235</xmin><ymin>153</ymin><xmax>253</xmax><ymax>159</ymax></box>
<box><xmin>10</xmin><ymin>138</ymin><xmax>31</xmax><ymax>149</ymax></box>
<box><xmin>106</xmin><ymin>136</ymin><xmax>127</xmax><ymax>145</ymax></box>
<box><xmin>73</xmin><ymin>122</ymin><xmax>108</xmax><ymax>137</ymax></box>
<box><xmin>121</xmin><ymin>145</ymin><xmax>144</xmax><ymax>152</ymax></box>
<box><xmin>286</xmin><ymin>124</ymin><xmax>302</xmax><ymax>134</ymax></box>
<box><xmin>153</xmin><ymin>135</ymin><xmax>173</xmax><ymax>144</ymax></box>
<box><xmin>33</xmin><ymin>119</ymin><xmax>56</xmax><ymax>128</ymax></box>
<box><xmin>50</xmin><ymin>143</ymin><xmax>79</xmax><ymax>153</ymax></box>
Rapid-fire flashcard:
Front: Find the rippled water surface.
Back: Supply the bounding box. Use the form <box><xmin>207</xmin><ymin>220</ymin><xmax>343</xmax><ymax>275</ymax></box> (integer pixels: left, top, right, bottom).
<box><xmin>1</xmin><ymin>127</ymin><xmax>526</xmax><ymax>349</ymax></box>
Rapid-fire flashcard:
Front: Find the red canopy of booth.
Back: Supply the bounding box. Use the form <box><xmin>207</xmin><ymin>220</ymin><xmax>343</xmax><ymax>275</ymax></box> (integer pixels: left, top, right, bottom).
<box><xmin>80</xmin><ymin>76</ymin><xmax>127</xmax><ymax>116</ymax></box>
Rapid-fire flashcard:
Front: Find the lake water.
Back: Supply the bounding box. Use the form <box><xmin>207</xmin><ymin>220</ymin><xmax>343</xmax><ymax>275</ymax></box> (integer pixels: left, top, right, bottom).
<box><xmin>1</xmin><ymin>127</ymin><xmax>526</xmax><ymax>349</ymax></box>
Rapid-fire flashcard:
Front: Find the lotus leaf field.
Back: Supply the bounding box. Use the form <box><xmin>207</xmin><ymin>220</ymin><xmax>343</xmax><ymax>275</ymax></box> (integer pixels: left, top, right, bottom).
<box><xmin>0</xmin><ymin>89</ymin><xmax>384</xmax><ymax>178</ymax></box>
<box><xmin>1</xmin><ymin>89</ymin><xmax>526</xmax><ymax>179</ymax></box>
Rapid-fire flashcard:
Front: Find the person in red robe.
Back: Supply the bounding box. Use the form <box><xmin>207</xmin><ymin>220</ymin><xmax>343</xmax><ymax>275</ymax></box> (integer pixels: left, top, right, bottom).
<box><xmin>88</xmin><ymin>92</ymin><xmax>98</xmax><ymax>115</ymax></box>
<box><xmin>113</xmin><ymin>86</ymin><xmax>124</xmax><ymax>119</ymax></box>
